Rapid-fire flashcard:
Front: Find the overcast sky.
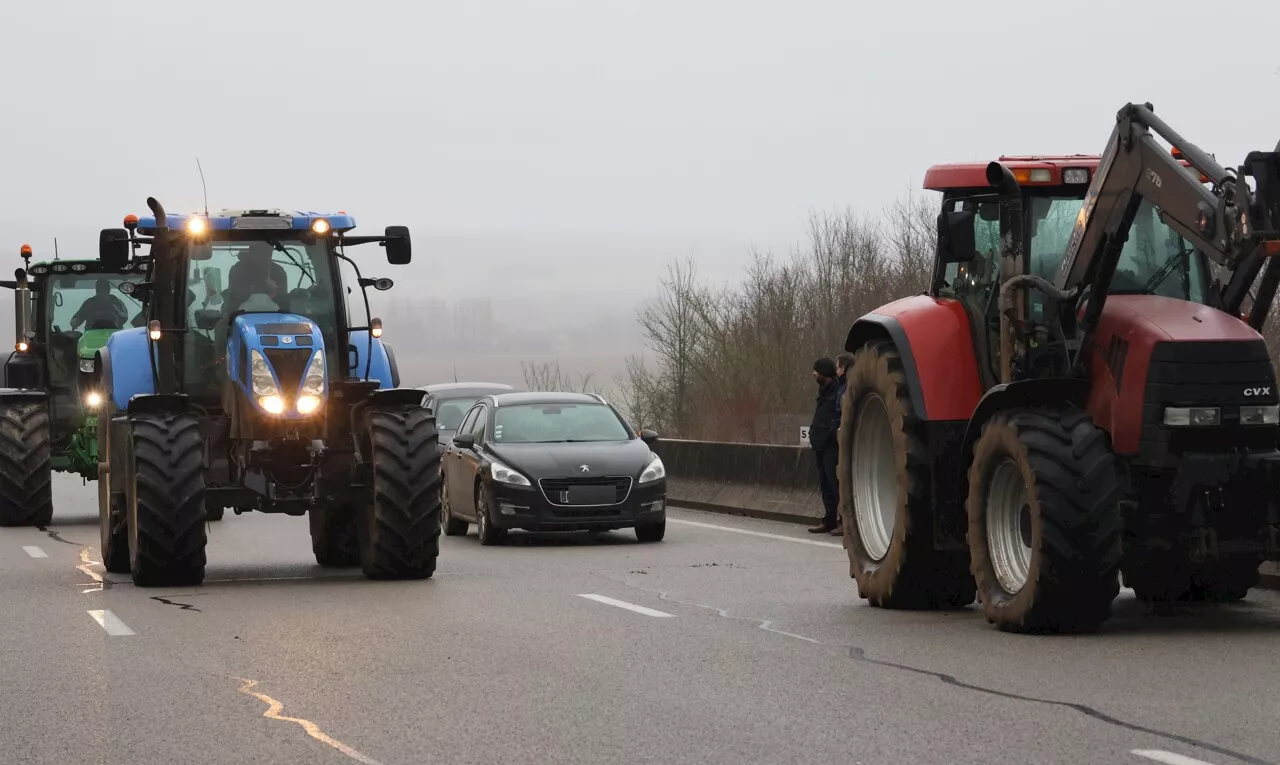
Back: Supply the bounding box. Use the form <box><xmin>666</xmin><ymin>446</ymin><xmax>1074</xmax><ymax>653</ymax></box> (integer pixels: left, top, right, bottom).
<box><xmin>2</xmin><ymin>0</ymin><xmax>1277</xmax><ymax>361</ymax></box>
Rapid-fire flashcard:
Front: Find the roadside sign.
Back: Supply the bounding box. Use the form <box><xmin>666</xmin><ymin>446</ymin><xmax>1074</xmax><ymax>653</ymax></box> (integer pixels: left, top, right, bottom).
<box><xmin>799</xmin><ymin>426</ymin><xmax>810</xmax><ymax>446</ymax></box>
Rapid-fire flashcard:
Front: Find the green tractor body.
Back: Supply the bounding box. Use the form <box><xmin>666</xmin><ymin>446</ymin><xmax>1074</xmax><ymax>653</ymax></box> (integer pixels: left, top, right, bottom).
<box><xmin>0</xmin><ymin>252</ymin><xmax>147</xmax><ymax>525</ymax></box>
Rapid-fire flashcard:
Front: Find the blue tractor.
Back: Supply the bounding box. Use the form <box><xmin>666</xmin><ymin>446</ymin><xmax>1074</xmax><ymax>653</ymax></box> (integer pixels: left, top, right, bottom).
<box><xmin>95</xmin><ymin>198</ymin><xmax>440</xmax><ymax>586</ymax></box>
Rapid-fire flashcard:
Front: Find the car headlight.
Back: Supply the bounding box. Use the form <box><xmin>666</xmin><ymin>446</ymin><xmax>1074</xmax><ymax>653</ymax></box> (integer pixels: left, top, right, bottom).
<box><xmin>250</xmin><ymin>349</ymin><xmax>278</xmax><ymax>397</ymax></box>
<box><xmin>638</xmin><ymin>454</ymin><xmax>665</xmax><ymax>484</ymax></box>
<box><xmin>79</xmin><ymin>359</ymin><xmax>95</xmax><ymax>373</ymax></box>
<box><xmin>301</xmin><ymin>349</ymin><xmax>325</xmax><ymax>396</ymax></box>
<box><xmin>490</xmin><ymin>460</ymin><xmax>530</xmax><ymax>486</ymax></box>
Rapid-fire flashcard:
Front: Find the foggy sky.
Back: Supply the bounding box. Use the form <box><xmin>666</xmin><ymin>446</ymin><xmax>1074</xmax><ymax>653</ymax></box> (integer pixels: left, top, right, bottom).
<box><xmin>3</xmin><ymin>0</ymin><xmax>1278</xmax><ymax>385</ymax></box>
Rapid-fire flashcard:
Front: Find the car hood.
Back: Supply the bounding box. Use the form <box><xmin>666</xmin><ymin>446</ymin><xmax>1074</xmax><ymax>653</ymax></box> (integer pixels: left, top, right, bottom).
<box><xmin>491</xmin><ymin>440</ymin><xmax>654</xmax><ymax>479</ymax></box>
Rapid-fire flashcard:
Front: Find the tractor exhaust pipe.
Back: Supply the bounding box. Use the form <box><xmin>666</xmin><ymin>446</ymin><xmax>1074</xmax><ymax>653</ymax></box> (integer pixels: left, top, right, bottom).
<box><xmin>987</xmin><ymin>162</ymin><xmax>1024</xmax><ymax>383</ymax></box>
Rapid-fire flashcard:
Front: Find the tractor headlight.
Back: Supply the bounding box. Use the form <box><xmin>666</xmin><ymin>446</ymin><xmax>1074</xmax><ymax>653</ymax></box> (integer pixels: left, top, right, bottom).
<box><xmin>1163</xmin><ymin>406</ymin><xmax>1220</xmax><ymax>427</ymax></box>
<box><xmin>296</xmin><ymin>395</ymin><xmax>322</xmax><ymax>415</ymax></box>
<box><xmin>80</xmin><ymin>359</ymin><xmax>95</xmax><ymax>373</ymax></box>
<box><xmin>259</xmin><ymin>395</ymin><xmax>286</xmax><ymax>415</ymax></box>
<box><xmin>1240</xmin><ymin>405</ymin><xmax>1280</xmax><ymax>425</ymax></box>
<box><xmin>301</xmin><ymin>349</ymin><xmax>326</xmax><ymax>396</ymax></box>
<box><xmin>250</xmin><ymin>349</ymin><xmax>278</xmax><ymax>397</ymax></box>
<box><xmin>84</xmin><ymin>391</ymin><xmax>102</xmax><ymax>409</ymax></box>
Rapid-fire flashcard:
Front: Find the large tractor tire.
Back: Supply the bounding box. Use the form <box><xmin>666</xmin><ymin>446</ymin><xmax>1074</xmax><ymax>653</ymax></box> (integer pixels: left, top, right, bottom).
<box><xmin>310</xmin><ymin>502</ymin><xmax>360</xmax><ymax>567</ymax></box>
<box><xmin>98</xmin><ymin>466</ymin><xmax>130</xmax><ymax>574</ymax></box>
<box><xmin>0</xmin><ymin>401</ymin><xmax>53</xmax><ymax>527</ymax></box>
<box><xmin>356</xmin><ymin>407</ymin><xmax>442</xmax><ymax>580</ymax></box>
<box><xmin>124</xmin><ymin>413</ymin><xmax>208</xmax><ymax>587</ymax></box>
<box><xmin>840</xmin><ymin>340</ymin><xmax>975</xmax><ymax>609</ymax></box>
<box><xmin>966</xmin><ymin>408</ymin><xmax>1123</xmax><ymax>633</ymax></box>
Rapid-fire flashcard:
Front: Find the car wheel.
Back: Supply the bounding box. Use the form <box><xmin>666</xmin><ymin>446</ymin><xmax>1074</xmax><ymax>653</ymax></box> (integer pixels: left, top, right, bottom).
<box><xmin>442</xmin><ymin>481</ymin><xmax>468</xmax><ymax>537</ymax></box>
<box><xmin>476</xmin><ymin>487</ymin><xmax>505</xmax><ymax>546</ymax></box>
<box><xmin>635</xmin><ymin>520</ymin><xmax>665</xmax><ymax>543</ymax></box>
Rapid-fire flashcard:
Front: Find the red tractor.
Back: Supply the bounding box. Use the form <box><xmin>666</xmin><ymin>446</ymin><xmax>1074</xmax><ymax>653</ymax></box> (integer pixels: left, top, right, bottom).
<box><xmin>839</xmin><ymin>102</ymin><xmax>1280</xmax><ymax>633</ymax></box>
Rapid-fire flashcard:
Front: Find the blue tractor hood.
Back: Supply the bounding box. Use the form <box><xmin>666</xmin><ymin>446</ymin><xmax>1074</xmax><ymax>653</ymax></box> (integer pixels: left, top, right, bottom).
<box><xmin>228</xmin><ymin>312</ymin><xmax>327</xmax><ymax>419</ymax></box>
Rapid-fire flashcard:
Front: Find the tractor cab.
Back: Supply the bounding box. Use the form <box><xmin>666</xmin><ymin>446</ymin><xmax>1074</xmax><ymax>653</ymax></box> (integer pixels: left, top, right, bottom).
<box><xmin>925</xmin><ymin>154</ymin><xmax>1214</xmax><ymax>386</ymax></box>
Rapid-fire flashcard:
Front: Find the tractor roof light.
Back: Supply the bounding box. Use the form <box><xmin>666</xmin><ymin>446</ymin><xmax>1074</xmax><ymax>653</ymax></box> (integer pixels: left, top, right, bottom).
<box><xmin>1063</xmin><ymin>168</ymin><xmax>1090</xmax><ymax>184</ymax></box>
<box><xmin>186</xmin><ymin>216</ymin><xmax>208</xmax><ymax>236</ymax></box>
<box><xmin>20</xmin><ymin>244</ymin><xmax>31</xmax><ymax>257</ymax></box>
<box><xmin>15</xmin><ymin>341</ymin><xmax>28</xmax><ymax>353</ymax></box>
<box><xmin>1012</xmin><ymin>168</ymin><xmax>1054</xmax><ymax>184</ymax></box>
<box><xmin>311</xmin><ymin>218</ymin><xmax>331</xmax><ymax>234</ymax></box>
<box><xmin>123</xmin><ymin>214</ymin><xmax>139</xmax><ymax>230</ymax></box>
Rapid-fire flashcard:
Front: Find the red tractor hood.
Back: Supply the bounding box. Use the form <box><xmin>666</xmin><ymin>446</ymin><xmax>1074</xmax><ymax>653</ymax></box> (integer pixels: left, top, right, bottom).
<box><xmin>1101</xmin><ymin>294</ymin><xmax>1262</xmax><ymax>343</ymax></box>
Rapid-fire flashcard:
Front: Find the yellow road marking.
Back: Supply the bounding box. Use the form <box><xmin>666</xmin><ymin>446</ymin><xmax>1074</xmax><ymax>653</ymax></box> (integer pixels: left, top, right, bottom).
<box><xmin>233</xmin><ymin>677</ymin><xmax>385</xmax><ymax>765</ymax></box>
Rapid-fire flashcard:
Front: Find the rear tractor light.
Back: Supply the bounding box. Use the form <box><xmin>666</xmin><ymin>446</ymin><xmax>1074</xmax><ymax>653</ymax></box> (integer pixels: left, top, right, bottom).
<box><xmin>1063</xmin><ymin>168</ymin><xmax>1090</xmax><ymax>184</ymax></box>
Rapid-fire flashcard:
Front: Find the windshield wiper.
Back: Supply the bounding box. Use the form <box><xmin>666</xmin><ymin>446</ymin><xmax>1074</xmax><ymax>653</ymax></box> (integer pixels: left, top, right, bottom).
<box><xmin>1137</xmin><ymin>247</ymin><xmax>1193</xmax><ymax>294</ymax></box>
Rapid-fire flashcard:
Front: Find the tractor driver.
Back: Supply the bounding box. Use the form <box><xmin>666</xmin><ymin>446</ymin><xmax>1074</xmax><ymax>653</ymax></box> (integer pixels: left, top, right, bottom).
<box><xmin>223</xmin><ymin>242</ymin><xmax>290</xmax><ymax>316</ymax></box>
<box><xmin>70</xmin><ymin>278</ymin><xmax>129</xmax><ymax>331</ymax></box>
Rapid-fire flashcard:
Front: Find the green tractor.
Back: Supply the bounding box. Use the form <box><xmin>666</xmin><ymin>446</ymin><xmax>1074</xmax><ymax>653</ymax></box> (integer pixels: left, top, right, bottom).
<box><xmin>0</xmin><ymin>244</ymin><xmax>149</xmax><ymax>526</ymax></box>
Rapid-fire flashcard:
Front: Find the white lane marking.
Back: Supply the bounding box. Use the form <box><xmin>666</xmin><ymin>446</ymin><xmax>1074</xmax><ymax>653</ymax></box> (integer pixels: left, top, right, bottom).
<box><xmin>669</xmin><ymin>518</ymin><xmax>844</xmax><ymax>549</ymax></box>
<box><xmin>577</xmin><ymin>594</ymin><xmax>675</xmax><ymax>618</ymax></box>
<box><xmin>1131</xmin><ymin>750</ymin><xmax>1217</xmax><ymax>765</ymax></box>
<box><xmin>87</xmin><ymin>610</ymin><xmax>136</xmax><ymax>636</ymax></box>
<box><xmin>22</xmin><ymin>545</ymin><xmax>48</xmax><ymax>559</ymax></box>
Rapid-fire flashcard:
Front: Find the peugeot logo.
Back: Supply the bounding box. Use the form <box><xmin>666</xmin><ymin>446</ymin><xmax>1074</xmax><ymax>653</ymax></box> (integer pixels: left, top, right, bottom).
<box><xmin>1245</xmin><ymin>386</ymin><xmax>1272</xmax><ymax>396</ymax></box>
<box><xmin>579</xmin><ymin>465</ymin><xmax>590</xmax><ymax>473</ymax></box>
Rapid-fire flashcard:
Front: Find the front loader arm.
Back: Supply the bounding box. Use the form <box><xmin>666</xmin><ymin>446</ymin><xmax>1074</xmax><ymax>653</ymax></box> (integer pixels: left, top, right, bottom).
<box><xmin>1050</xmin><ymin>103</ymin><xmax>1275</xmax><ymax>360</ymax></box>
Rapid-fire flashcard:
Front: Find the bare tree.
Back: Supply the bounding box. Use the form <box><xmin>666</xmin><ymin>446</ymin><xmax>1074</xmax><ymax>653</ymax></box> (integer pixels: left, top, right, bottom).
<box><xmin>520</xmin><ymin>360</ymin><xmax>601</xmax><ymax>395</ymax></box>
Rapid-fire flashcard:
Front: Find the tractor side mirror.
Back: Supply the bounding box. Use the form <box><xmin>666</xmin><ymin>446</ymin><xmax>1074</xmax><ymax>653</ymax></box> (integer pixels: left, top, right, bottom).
<box><xmin>118</xmin><ymin>281</ymin><xmax>153</xmax><ymax>301</ymax></box>
<box><xmin>938</xmin><ymin>210</ymin><xmax>977</xmax><ymax>264</ymax></box>
<box><xmin>194</xmin><ymin>309</ymin><xmax>221</xmax><ymax>330</ymax></box>
<box><xmin>452</xmin><ymin>433</ymin><xmax>475</xmax><ymax>450</ymax></box>
<box><xmin>384</xmin><ymin>226</ymin><xmax>411</xmax><ymax>265</ymax></box>
<box><xmin>639</xmin><ymin>428</ymin><xmax>660</xmax><ymax>445</ymax></box>
<box><xmin>99</xmin><ymin>228</ymin><xmax>130</xmax><ymax>270</ymax></box>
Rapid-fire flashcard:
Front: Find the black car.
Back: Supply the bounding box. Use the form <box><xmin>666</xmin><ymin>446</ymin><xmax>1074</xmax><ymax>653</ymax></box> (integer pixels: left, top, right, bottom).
<box><xmin>440</xmin><ymin>391</ymin><xmax>667</xmax><ymax>544</ymax></box>
<box><xmin>420</xmin><ymin>382</ymin><xmax>518</xmax><ymax>446</ymax></box>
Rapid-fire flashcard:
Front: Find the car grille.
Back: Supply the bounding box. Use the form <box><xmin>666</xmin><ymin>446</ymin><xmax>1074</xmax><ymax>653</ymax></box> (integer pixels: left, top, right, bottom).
<box><xmin>538</xmin><ymin>477</ymin><xmax>633</xmax><ymax>507</ymax></box>
<box><xmin>263</xmin><ymin>348</ymin><xmax>312</xmax><ymax>394</ymax></box>
<box><xmin>1139</xmin><ymin>339</ymin><xmax>1279</xmax><ymax>461</ymax></box>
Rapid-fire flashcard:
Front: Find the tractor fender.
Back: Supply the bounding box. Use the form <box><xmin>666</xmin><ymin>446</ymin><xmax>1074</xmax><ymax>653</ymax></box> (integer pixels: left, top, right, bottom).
<box><xmin>382</xmin><ymin>341</ymin><xmax>401</xmax><ymax>388</ymax></box>
<box><xmin>349</xmin><ymin>387</ymin><xmax>431</xmax><ymax>464</ymax></box>
<box><xmin>0</xmin><ymin>388</ymin><xmax>47</xmax><ymax>403</ymax></box>
<box><xmin>956</xmin><ymin>377</ymin><xmax>1091</xmax><ymax>485</ymax></box>
<box><xmin>104</xmin><ymin>327</ymin><xmax>156</xmax><ymax>409</ymax></box>
<box><xmin>845</xmin><ymin>296</ymin><xmax>984</xmax><ymax>421</ymax></box>
<box><xmin>347</xmin><ymin>331</ymin><xmax>396</xmax><ymax>389</ymax></box>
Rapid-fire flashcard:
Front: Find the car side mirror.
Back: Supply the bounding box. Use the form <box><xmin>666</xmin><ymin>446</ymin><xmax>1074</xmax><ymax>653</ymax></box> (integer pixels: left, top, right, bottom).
<box><xmin>384</xmin><ymin>225</ymin><xmax>411</xmax><ymax>265</ymax></box>
<box><xmin>452</xmin><ymin>433</ymin><xmax>475</xmax><ymax>449</ymax></box>
<box><xmin>639</xmin><ymin>429</ymin><xmax>659</xmax><ymax>445</ymax></box>
<box><xmin>938</xmin><ymin>210</ymin><xmax>978</xmax><ymax>264</ymax></box>
<box><xmin>99</xmin><ymin>228</ymin><xmax>130</xmax><ymax>270</ymax></box>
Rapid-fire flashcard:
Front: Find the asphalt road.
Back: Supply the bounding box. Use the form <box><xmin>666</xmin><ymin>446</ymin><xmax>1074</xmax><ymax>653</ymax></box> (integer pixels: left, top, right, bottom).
<box><xmin>2</xmin><ymin>477</ymin><xmax>1279</xmax><ymax>765</ymax></box>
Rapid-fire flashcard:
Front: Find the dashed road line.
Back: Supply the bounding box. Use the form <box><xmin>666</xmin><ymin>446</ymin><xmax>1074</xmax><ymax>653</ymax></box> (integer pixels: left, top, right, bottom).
<box><xmin>1132</xmin><ymin>750</ymin><xmax>1218</xmax><ymax>765</ymax></box>
<box><xmin>234</xmin><ymin>678</ymin><xmax>385</xmax><ymax>765</ymax></box>
<box><xmin>577</xmin><ymin>593</ymin><xmax>675</xmax><ymax>618</ymax></box>
<box><xmin>87</xmin><ymin>609</ymin><xmax>135</xmax><ymax>636</ymax></box>
<box><xmin>669</xmin><ymin>518</ymin><xmax>843</xmax><ymax>548</ymax></box>
<box><xmin>22</xmin><ymin>545</ymin><xmax>47</xmax><ymax>559</ymax></box>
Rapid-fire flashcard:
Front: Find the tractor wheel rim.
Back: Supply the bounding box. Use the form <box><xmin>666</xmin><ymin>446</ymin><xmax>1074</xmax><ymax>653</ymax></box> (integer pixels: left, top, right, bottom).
<box><xmin>852</xmin><ymin>393</ymin><xmax>896</xmax><ymax>561</ymax></box>
<box><xmin>987</xmin><ymin>459</ymin><xmax>1033</xmax><ymax>595</ymax></box>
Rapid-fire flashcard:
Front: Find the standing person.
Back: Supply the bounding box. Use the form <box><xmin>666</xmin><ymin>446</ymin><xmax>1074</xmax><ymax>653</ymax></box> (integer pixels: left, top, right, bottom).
<box><xmin>808</xmin><ymin>357</ymin><xmax>842</xmax><ymax>534</ymax></box>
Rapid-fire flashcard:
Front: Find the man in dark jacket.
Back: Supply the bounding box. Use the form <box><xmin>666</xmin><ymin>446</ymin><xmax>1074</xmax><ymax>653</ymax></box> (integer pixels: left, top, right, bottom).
<box><xmin>808</xmin><ymin>357</ymin><xmax>842</xmax><ymax>534</ymax></box>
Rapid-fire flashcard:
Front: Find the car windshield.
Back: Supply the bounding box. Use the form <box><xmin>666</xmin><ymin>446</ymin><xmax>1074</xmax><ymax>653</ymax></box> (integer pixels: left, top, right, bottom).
<box><xmin>1028</xmin><ymin>195</ymin><xmax>1209</xmax><ymax>305</ymax></box>
<box><xmin>435</xmin><ymin>396</ymin><xmax>480</xmax><ymax>431</ymax></box>
<box><xmin>493</xmin><ymin>403</ymin><xmax>630</xmax><ymax>444</ymax></box>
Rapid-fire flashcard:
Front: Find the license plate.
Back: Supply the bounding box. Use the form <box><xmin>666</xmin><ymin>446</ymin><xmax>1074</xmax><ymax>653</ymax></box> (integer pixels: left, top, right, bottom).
<box><xmin>567</xmin><ymin>485</ymin><xmax>616</xmax><ymax>505</ymax></box>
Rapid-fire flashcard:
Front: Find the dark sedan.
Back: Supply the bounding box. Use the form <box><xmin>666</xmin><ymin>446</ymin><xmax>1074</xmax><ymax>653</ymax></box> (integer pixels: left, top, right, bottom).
<box><xmin>440</xmin><ymin>391</ymin><xmax>667</xmax><ymax>544</ymax></box>
<box><xmin>420</xmin><ymin>382</ymin><xmax>518</xmax><ymax>446</ymax></box>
